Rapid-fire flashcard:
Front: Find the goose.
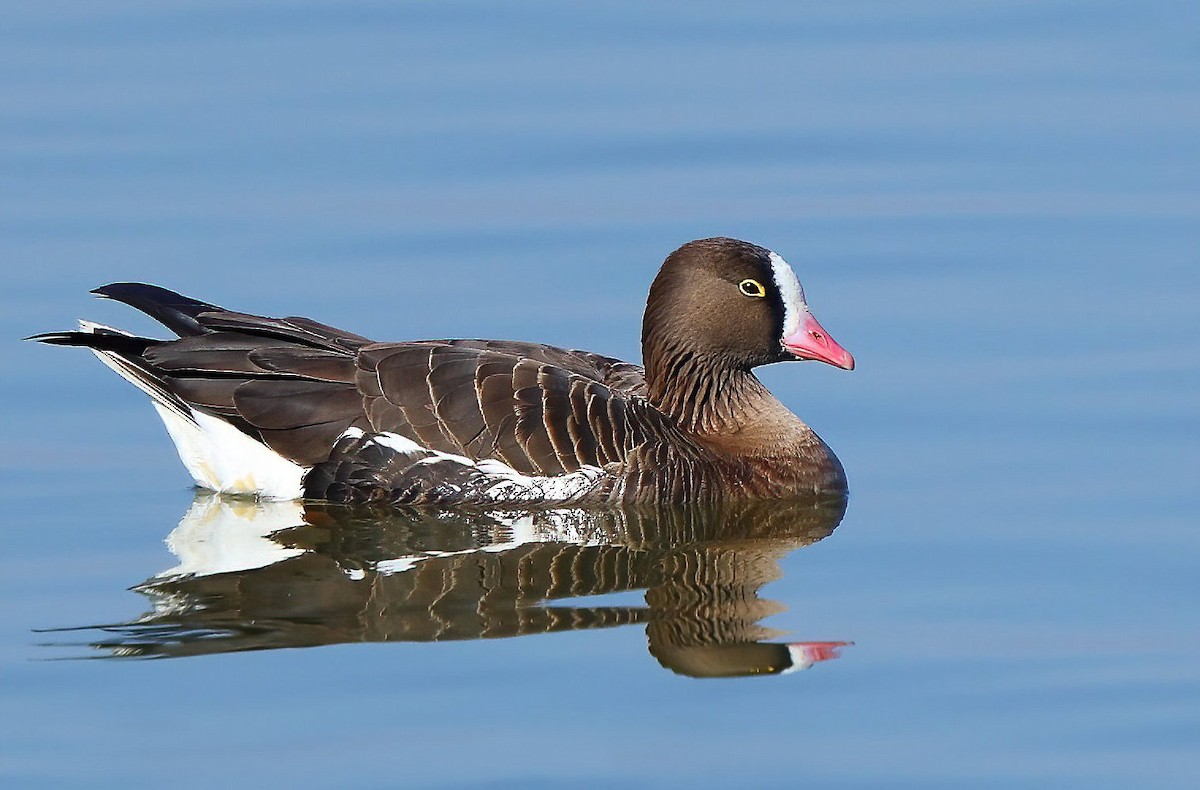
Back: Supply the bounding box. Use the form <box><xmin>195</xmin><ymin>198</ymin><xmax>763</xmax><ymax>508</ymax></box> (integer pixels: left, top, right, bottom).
<box><xmin>32</xmin><ymin>237</ymin><xmax>854</xmax><ymax>505</ymax></box>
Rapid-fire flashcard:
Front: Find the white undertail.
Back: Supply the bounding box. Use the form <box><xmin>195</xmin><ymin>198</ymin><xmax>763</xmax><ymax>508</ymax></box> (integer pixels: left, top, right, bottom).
<box><xmin>81</xmin><ymin>321</ymin><xmax>308</xmax><ymax>499</ymax></box>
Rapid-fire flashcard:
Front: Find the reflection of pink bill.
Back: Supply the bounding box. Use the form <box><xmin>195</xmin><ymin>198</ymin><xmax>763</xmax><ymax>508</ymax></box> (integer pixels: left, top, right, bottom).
<box><xmin>786</xmin><ymin>641</ymin><xmax>853</xmax><ymax>672</ymax></box>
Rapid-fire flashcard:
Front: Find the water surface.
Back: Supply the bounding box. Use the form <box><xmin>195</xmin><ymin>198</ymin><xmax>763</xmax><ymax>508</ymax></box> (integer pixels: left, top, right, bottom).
<box><xmin>2</xmin><ymin>1</ymin><xmax>1197</xmax><ymax>788</ymax></box>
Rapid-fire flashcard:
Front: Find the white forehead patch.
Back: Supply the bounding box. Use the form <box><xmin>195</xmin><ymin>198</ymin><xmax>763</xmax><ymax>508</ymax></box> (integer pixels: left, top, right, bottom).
<box><xmin>768</xmin><ymin>251</ymin><xmax>809</xmax><ymax>338</ymax></box>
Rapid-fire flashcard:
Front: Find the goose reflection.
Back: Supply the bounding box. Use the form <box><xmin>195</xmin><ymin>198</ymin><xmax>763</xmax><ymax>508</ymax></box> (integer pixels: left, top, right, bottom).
<box><xmin>78</xmin><ymin>492</ymin><xmax>850</xmax><ymax>678</ymax></box>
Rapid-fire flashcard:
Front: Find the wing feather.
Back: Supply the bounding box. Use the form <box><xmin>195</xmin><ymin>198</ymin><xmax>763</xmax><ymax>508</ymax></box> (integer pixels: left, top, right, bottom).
<box><xmin>479</xmin><ymin>369</ymin><xmax>536</xmax><ymax>473</ymax></box>
<box><xmin>356</xmin><ymin>340</ymin><xmax>650</xmax><ymax>477</ymax></box>
<box><xmin>513</xmin><ymin>360</ymin><xmax>563</xmax><ymax>475</ymax></box>
<box><xmin>50</xmin><ymin>286</ymin><xmax>666</xmax><ymax>487</ymax></box>
<box><xmin>539</xmin><ymin>366</ymin><xmax>582</xmax><ymax>472</ymax></box>
<box><xmin>371</xmin><ymin>346</ymin><xmax>460</xmax><ymax>452</ymax></box>
<box><xmin>567</xmin><ymin>379</ymin><xmax>601</xmax><ymax>467</ymax></box>
<box><xmin>588</xmin><ymin>384</ymin><xmax>622</xmax><ymax>464</ymax></box>
<box><xmin>428</xmin><ymin>348</ymin><xmax>489</xmax><ymax>451</ymax></box>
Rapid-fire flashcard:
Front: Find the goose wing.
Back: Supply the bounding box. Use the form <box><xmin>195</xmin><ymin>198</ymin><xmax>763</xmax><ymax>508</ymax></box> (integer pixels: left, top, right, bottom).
<box><xmin>355</xmin><ymin>339</ymin><xmax>650</xmax><ymax>475</ymax></box>
<box><xmin>54</xmin><ymin>284</ymin><xmax>663</xmax><ymax>476</ymax></box>
<box><xmin>148</xmin><ymin>330</ymin><xmax>656</xmax><ymax>475</ymax></box>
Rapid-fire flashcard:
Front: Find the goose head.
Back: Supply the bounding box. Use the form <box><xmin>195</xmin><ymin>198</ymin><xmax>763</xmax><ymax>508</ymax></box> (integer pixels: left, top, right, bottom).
<box><xmin>642</xmin><ymin>237</ymin><xmax>855</xmax><ymax>379</ymax></box>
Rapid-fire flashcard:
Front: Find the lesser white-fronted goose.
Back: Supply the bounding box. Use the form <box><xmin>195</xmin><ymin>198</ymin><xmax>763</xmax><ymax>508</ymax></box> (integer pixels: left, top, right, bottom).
<box><xmin>33</xmin><ymin>237</ymin><xmax>854</xmax><ymax>505</ymax></box>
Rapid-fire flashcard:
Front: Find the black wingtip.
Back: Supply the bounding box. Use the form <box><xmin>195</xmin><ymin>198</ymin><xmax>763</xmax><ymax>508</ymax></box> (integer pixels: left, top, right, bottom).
<box><xmin>90</xmin><ymin>282</ymin><xmax>221</xmax><ymax>337</ymax></box>
<box><xmin>92</xmin><ymin>282</ymin><xmax>207</xmax><ymax>307</ymax></box>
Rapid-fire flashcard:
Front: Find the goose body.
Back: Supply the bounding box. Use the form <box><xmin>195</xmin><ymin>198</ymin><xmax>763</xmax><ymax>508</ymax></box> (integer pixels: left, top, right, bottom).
<box><xmin>34</xmin><ymin>238</ymin><xmax>854</xmax><ymax>505</ymax></box>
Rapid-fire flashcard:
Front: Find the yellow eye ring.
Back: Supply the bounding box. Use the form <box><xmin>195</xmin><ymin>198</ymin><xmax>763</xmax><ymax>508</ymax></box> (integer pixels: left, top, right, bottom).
<box><xmin>738</xmin><ymin>278</ymin><xmax>767</xmax><ymax>298</ymax></box>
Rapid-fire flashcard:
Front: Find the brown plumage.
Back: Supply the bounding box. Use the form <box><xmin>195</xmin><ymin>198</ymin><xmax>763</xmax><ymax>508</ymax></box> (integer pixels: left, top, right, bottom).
<box><xmin>32</xmin><ymin>237</ymin><xmax>855</xmax><ymax>505</ymax></box>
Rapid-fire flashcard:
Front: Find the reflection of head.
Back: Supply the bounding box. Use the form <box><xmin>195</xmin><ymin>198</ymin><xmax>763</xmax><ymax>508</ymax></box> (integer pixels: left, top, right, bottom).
<box><xmin>68</xmin><ymin>492</ymin><xmax>849</xmax><ymax>678</ymax></box>
<box><xmin>650</xmin><ymin>641</ymin><xmax>851</xmax><ymax>679</ymax></box>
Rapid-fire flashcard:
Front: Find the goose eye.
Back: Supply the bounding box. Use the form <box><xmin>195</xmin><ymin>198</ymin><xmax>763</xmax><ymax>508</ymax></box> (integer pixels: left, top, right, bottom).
<box><xmin>738</xmin><ymin>278</ymin><xmax>767</xmax><ymax>298</ymax></box>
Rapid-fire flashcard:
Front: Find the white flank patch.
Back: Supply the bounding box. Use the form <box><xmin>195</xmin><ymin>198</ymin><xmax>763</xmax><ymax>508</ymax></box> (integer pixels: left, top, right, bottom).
<box><xmin>352</xmin><ymin>430</ymin><xmax>607</xmax><ymax>504</ymax></box>
<box><xmin>767</xmin><ymin>251</ymin><xmax>809</xmax><ymax>339</ymax></box>
<box><xmin>473</xmin><ymin>458</ymin><xmax>607</xmax><ymax>503</ymax></box>
<box><xmin>372</xmin><ymin>432</ymin><xmax>473</xmax><ymax>466</ymax></box>
<box><xmin>82</xmin><ymin>320</ymin><xmax>308</xmax><ymax>499</ymax></box>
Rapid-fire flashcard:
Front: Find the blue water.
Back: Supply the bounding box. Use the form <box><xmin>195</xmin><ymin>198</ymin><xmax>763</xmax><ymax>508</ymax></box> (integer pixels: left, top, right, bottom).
<box><xmin>2</xmin><ymin>1</ymin><xmax>1198</xmax><ymax>787</ymax></box>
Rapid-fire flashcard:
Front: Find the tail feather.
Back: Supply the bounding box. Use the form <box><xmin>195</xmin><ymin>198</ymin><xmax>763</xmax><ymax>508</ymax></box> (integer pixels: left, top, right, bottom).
<box><xmin>28</xmin><ymin>325</ymin><xmax>157</xmax><ymax>356</ymax></box>
<box><xmin>33</xmin><ymin>320</ymin><xmax>306</xmax><ymax>497</ymax></box>
<box><xmin>29</xmin><ymin>285</ymin><xmax>359</xmax><ymax>499</ymax></box>
<box><xmin>90</xmin><ymin>282</ymin><xmax>372</xmax><ymax>352</ymax></box>
<box><xmin>43</xmin><ymin>321</ymin><xmax>197</xmax><ymax>424</ymax></box>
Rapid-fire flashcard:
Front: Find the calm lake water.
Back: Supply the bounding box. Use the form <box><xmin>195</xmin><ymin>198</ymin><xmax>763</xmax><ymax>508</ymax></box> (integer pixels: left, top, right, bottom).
<box><xmin>2</xmin><ymin>2</ymin><xmax>1197</xmax><ymax>787</ymax></box>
